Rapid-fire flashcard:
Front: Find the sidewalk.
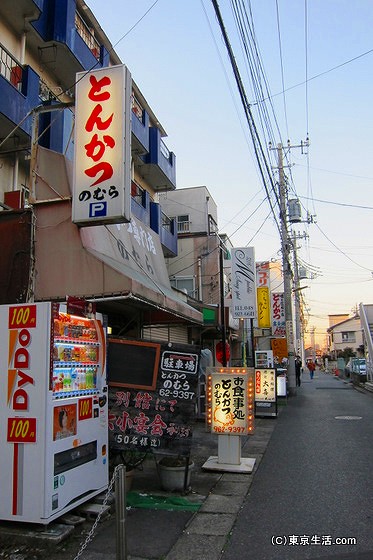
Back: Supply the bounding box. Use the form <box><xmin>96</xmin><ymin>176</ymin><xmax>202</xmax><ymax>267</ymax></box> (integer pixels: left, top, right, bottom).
<box><xmin>0</xmin><ymin>415</ymin><xmax>279</xmax><ymax>560</ymax></box>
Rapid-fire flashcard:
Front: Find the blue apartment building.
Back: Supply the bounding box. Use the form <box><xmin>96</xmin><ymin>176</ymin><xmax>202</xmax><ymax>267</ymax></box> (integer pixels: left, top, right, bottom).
<box><xmin>0</xmin><ymin>0</ymin><xmax>203</xmax><ymax>338</ymax></box>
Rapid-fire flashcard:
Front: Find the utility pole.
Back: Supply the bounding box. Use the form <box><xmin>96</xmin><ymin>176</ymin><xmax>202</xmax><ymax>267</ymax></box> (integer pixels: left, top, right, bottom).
<box><xmin>271</xmin><ymin>140</ymin><xmax>309</xmax><ymax>396</ymax></box>
<box><xmin>292</xmin><ymin>231</ymin><xmax>308</xmax><ymax>364</ymax></box>
<box><xmin>276</xmin><ymin>143</ymin><xmax>296</xmax><ymax>395</ymax></box>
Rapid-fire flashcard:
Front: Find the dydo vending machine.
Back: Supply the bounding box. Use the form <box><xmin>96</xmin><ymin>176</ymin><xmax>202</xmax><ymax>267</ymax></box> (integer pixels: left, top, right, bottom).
<box><xmin>0</xmin><ymin>301</ymin><xmax>108</xmax><ymax>524</ymax></box>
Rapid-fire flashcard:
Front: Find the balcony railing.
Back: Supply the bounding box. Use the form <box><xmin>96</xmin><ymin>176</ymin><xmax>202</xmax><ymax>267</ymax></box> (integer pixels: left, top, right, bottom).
<box><xmin>75</xmin><ymin>11</ymin><xmax>100</xmax><ymax>60</ymax></box>
<box><xmin>177</xmin><ymin>220</ymin><xmax>190</xmax><ymax>233</ymax></box>
<box><xmin>0</xmin><ymin>43</ymin><xmax>23</xmax><ymax>91</ymax></box>
<box><xmin>131</xmin><ymin>180</ymin><xmax>146</xmax><ymax>207</ymax></box>
<box><xmin>160</xmin><ymin>139</ymin><xmax>170</xmax><ymax>159</ymax></box>
<box><xmin>132</xmin><ymin>95</ymin><xmax>144</xmax><ymax>121</ymax></box>
<box><xmin>161</xmin><ymin>211</ymin><xmax>173</xmax><ymax>233</ymax></box>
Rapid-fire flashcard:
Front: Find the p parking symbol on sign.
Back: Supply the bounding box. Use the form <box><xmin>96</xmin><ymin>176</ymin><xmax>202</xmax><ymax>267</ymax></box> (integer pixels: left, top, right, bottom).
<box><xmin>89</xmin><ymin>201</ymin><xmax>107</xmax><ymax>218</ymax></box>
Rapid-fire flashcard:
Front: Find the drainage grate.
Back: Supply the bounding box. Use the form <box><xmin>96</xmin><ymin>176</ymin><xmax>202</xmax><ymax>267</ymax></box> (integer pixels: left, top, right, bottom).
<box><xmin>334</xmin><ymin>416</ymin><xmax>362</xmax><ymax>420</ymax></box>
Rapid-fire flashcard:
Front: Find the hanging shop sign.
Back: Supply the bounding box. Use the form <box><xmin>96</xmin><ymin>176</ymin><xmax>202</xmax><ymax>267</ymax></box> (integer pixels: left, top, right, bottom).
<box><xmin>257</xmin><ymin>287</ymin><xmax>271</xmax><ymax>328</ymax></box>
<box><xmin>271</xmin><ymin>292</ymin><xmax>286</xmax><ymax>337</ymax></box>
<box><xmin>231</xmin><ymin>247</ymin><xmax>256</xmax><ymax>319</ymax></box>
<box><xmin>73</xmin><ymin>64</ymin><xmax>132</xmax><ymax>226</ymax></box>
<box><xmin>256</xmin><ymin>261</ymin><xmax>270</xmax><ymax>287</ymax></box>
<box><xmin>254</xmin><ymin>368</ymin><xmax>277</xmax><ymax>417</ymax></box>
<box><xmin>206</xmin><ymin>367</ymin><xmax>255</xmax><ymax>435</ymax></box>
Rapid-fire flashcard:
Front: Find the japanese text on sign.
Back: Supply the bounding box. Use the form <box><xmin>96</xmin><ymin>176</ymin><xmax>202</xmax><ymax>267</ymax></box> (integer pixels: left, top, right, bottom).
<box><xmin>108</xmin><ymin>344</ymin><xmax>199</xmax><ymax>455</ymax></box>
<box><xmin>232</xmin><ymin>247</ymin><xmax>256</xmax><ymax>319</ymax></box>
<box><xmin>257</xmin><ymin>287</ymin><xmax>271</xmax><ymax>328</ymax></box>
<box><xmin>73</xmin><ymin>65</ymin><xmax>131</xmax><ymax>225</ymax></box>
<box><xmin>210</xmin><ymin>372</ymin><xmax>248</xmax><ymax>434</ymax></box>
<box><xmin>272</xmin><ymin>292</ymin><xmax>286</xmax><ymax>336</ymax></box>
<box><xmin>255</xmin><ymin>369</ymin><xmax>276</xmax><ymax>402</ymax></box>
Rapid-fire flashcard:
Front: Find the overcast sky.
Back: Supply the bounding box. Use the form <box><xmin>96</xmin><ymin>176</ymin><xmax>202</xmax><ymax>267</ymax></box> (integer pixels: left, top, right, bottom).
<box><xmin>86</xmin><ymin>0</ymin><xmax>373</xmax><ymax>343</ymax></box>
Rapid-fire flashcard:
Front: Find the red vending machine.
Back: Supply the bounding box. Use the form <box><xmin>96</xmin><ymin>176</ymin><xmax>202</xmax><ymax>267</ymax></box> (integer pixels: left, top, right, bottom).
<box><xmin>0</xmin><ymin>301</ymin><xmax>108</xmax><ymax>524</ymax></box>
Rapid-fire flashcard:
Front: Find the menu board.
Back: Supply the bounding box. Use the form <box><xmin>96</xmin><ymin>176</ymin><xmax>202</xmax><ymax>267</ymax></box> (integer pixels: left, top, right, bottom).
<box><xmin>108</xmin><ymin>340</ymin><xmax>200</xmax><ymax>457</ymax></box>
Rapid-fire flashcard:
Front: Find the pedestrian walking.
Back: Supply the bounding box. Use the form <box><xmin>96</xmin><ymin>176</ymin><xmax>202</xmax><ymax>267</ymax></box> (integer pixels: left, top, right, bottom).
<box><xmin>307</xmin><ymin>359</ymin><xmax>316</xmax><ymax>380</ymax></box>
<box><xmin>295</xmin><ymin>356</ymin><xmax>302</xmax><ymax>386</ymax></box>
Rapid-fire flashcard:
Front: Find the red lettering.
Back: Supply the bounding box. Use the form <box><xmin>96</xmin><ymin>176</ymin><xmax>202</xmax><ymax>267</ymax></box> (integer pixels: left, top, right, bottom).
<box><xmin>84</xmin><ymin>133</ymin><xmax>115</xmax><ymax>162</ymax></box>
<box><xmin>17</xmin><ymin>370</ymin><xmax>34</xmax><ymax>388</ymax></box>
<box><xmin>85</xmin><ymin>161</ymin><xmax>113</xmax><ymax>186</ymax></box>
<box><xmin>18</xmin><ymin>328</ymin><xmax>31</xmax><ymax>346</ymax></box>
<box><xmin>14</xmin><ymin>348</ymin><xmax>29</xmax><ymax>369</ymax></box>
<box><xmin>88</xmin><ymin>75</ymin><xmax>111</xmax><ymax>102</ymax></box>
<box><xmin>13</xmin><ymin>388</ymin><xmax>28</xmax><ymax>410</ymax></box>
<box><xmin>85</xmin><ymin>104</ymin><xmax>113</xmax><ymax>132</ymax></box>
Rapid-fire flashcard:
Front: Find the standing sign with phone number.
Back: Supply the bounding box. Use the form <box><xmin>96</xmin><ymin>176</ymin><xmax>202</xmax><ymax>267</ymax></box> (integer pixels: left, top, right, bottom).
<box><xmin>108</xmin><ymin>343</ymin><xmax>200</xmax><ymax>457</ymax></box>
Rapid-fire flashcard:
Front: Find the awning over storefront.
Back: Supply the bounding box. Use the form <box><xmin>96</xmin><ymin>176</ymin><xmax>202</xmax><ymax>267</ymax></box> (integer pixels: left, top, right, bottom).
<box><xmin>33</xmin><ymin>147</ymin><xmax>202</xmax><ymax>325</ymax></box>
<box><xmin>33</xmin><ymin>200</ymin><xmax>202</xmax><ymax>324</ymax></box>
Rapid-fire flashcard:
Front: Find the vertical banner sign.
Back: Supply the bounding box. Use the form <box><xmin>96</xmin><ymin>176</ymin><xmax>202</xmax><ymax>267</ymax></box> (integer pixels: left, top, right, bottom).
<box><xmin>254</xmin><ymin>368</ymin><xmax>277</xmax><ymax>417</ymax></box>
<box><xmin>256</xmin><ymin>261</ymin><xmax>270</xmax><ymax>287</ymax></box>
<box><xmin>73</xmin><ymin>64</ymin><xmax>132</xmax><ymax>226</ymax></box>
<box><xmin>6</xmin><ymin>305</ymin><xmax>38</xmax><ymax>516</ymax></box>
<box><xmin>206</xmin><ymin>368</ymin><xmax>255</xmax><ymax>435</ymax></box>
<box><xmin>231</xmin><ymin>247</ymin><xmax>256</xmax><ymax>319</ymax></box>
<box><xmin>271</xmin><ymin>292</ymin><xmax>286</xmax><ymax>336</ymax></box>
<box><xmin>257</xmin><ymin>287</ymin><xmax>271</xmax><ymax>328</ymax></box>
<box><xmin>286</xmin><ymin>319</ymin><xmax>295</xmax><ymax>352</ymax></box>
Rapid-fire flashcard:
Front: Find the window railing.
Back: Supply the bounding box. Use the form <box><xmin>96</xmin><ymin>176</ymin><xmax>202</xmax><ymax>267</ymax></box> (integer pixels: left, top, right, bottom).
<box><xmin>131</xmin><ymin>95</ymin><xmax>144</xmax><ymax>122</ymax></box>
<box><xmin>0</xmin><ymin>43</ymin><xmax>23</xmax><ymax>91</ymax></box>
<box><xmin>131</xmin><ymin>181</ymin><xmax>146</xmax><ymax>207</ymax></box>
<box><xmin>161</xmin><ymin>212</ymin><xmax>173</xmax><ymax>233</ymax></box>
<box><xmin>160</xmin><ymin>138</ymin><xmax>170</xmax><ymax>160</ymax></box>
<box><xmin>75</xmin><ymin>11</ymin><xmax>101</xmax><ymax>60</ymax></box>
<box><xmin>177</xmin><ymin>220</ymin><xmax>190</xmax><ymax>233</ymax></box>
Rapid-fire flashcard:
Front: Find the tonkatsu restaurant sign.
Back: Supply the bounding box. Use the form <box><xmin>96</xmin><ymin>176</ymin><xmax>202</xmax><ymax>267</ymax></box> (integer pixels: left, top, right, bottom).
<box><xmin>206</xmin><ymin>368</ymin><xmax>255</xmax><ymax>435</ymax></box>
<box><xmin>73</xmin><ymin>64</ymin><xmax>132</xmax><ymax>226</ymax></box>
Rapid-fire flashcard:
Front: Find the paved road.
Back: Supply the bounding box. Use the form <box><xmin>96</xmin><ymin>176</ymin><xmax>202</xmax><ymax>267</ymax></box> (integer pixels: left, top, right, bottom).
<box><xmin>221</xmin><ymin>371</ymin><xmax>373</xmax><ymax>560</ymax></box>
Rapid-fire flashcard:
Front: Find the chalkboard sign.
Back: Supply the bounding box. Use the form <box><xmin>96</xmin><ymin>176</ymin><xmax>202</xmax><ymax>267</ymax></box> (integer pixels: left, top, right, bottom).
<box><xmin>108</xmin><ymin>338</ymin><xmax>161</xmax><ymax>390</ymax></box>
<box><xmin>108</xmin><ymin>341</ymin><xmax>200</xmax><ymax>457</ymax></box>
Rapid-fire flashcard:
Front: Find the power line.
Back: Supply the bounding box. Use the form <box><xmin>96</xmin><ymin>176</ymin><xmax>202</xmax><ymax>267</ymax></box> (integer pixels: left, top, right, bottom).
<box><xmin>315</xmin><ymin>222</ymin><xmax>373</xmax><ymax>273</ymax></box>
<box><xmin>300</xmin><ymin>195</ymin><xmax>373</xmax><ymax>210</ymax></box>
<box><xmin>252</xmin><ymin>46</ymin><xmax>373</xmax><ymax>104</ymax></box>
<box><xmin>211</xmin><ymin>0</ymin><xmax>282</xmax><ymax>243</ymax></box>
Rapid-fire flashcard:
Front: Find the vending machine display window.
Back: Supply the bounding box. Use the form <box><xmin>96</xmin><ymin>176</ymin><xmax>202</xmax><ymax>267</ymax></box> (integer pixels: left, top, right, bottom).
<box><xmin>52</xmin><ymin>312</ymin><xmax>101</xmax><ymax>398</ymax></box>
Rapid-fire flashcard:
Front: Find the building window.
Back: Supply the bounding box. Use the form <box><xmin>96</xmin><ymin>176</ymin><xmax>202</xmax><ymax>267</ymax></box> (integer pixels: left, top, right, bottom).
<box><xmin>341</xmin><ymin>331</ymin><xmax>356</xmax><ymax>343</ymax></box>
<box><xmin>170</xmin><ymin>277</ymin><xmax>195</xmax><ymax>296</ymax></box>
<box><xmin>208</xmin><ymin>215</ymin><xmax>218</xmax><ymax>235</ymax></box>
<box><xmin>176</xmin><ymin>215</ymin><xmax>190</xmax><ymax>233</ymax></box>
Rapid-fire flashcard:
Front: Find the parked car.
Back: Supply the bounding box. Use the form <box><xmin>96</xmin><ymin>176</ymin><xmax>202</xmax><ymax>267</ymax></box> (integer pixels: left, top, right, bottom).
<box><xmin>345</xmin><ymin>358</ymin><xmax>366</xmax><ymax>376</ymax></box>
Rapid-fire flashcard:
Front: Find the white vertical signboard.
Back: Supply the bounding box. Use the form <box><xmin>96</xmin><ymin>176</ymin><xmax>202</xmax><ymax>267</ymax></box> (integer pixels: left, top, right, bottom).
<box><xmin>231</xmin><ymin>247</ymin><xmax>256</xmax><ymax>319</ymax></box>
<box><xmin>73</xmin><ymin>64</ymin><xmax>132</xmax><ymax>226</ymax></box>
<box><xmin>271</xmin><ymin>292</ymin><xmax>286</xmax><ymax>336</ymax></box>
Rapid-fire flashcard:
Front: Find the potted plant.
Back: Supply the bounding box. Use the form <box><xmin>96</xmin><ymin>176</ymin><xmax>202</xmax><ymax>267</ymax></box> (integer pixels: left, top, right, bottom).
<box><xmin>109</xmin><ymin>449</ymin><xmax>147</xmax><ymax>492</ymax></box>
<box><xmin>157</xmin><ymin>455</ymin><xmax>194</xmax><ymax>492</ymax></box>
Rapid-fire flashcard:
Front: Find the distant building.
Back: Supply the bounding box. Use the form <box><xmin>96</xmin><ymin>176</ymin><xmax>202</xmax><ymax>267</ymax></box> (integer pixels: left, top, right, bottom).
<box><xmin>327</xmin><ymin>315</ymin><xmax>363</xmax><ymax>359</ymax></box>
